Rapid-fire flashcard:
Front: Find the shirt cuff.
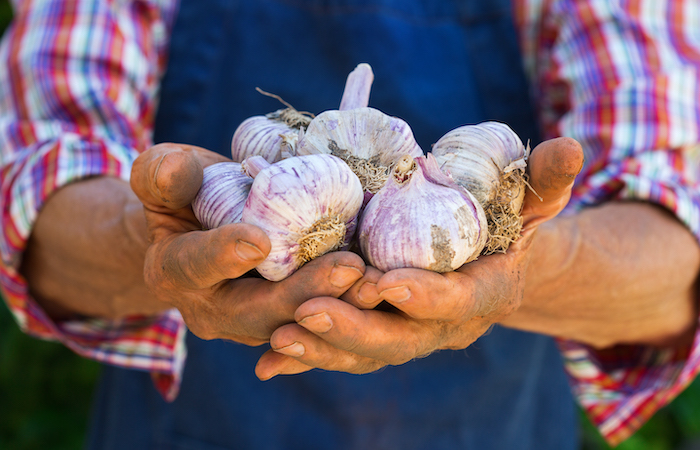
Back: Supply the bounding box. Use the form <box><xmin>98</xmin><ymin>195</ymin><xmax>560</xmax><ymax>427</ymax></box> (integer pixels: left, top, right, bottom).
<box><xmin>0</xmin><ymin>136</ymin><xmax>187</xmax><ymax>400</ymax></box>
<box><xmin>561</xmin><ymin>145</ymin><xmax>700</xmax><ymax>445</ymax></box>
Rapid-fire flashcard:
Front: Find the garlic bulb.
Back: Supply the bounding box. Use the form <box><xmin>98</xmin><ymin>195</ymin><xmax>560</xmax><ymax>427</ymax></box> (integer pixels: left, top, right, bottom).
<box><xmin>230</xmin><ymin>63</ymin><xmax>375</xmax><ymax>163</ymax></box>
<box><xmin>296</xmin><ymin>107</ymin><xmax>424</xmax><ymax>195</ymax></box>
<box><xmin>230</xmin><ymin>104</ymin><xmax>312</xmax><ymax>163</ymax></box>
<box><xmin>241</xmin><ymin>154</ymin><xmax>364</xmax><ymax>281</ymax></box>
<box><xmin>431</xmin><ymin>121</ymin><xmax>529</xmax><ymax>254</ymax></box>
<box><xmin>358</xmin><ymin>153</ymin><xmax>487</xmax><ymax>273</ymax></box>
<box><xmin>192</xmin><ymin>162</ymin><xmax>254</xmax><ymax>230</ymax></box>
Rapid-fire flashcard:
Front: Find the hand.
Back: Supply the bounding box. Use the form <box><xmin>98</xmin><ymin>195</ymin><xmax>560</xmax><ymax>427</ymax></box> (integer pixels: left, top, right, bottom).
<box><xmin>130</xmin><ymin>143</ymin><xmax>366</xmax><ymax>345</ymax></box>
<box><xmin>255</xmin><ymin>137</ymin><xmax>584</xmax><ymax>378</ymax></box>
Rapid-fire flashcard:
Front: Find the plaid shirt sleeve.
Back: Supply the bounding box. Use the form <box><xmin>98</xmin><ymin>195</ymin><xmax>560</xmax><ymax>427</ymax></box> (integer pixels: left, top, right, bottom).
<box><xmin>0</xmin><ymin>0</ymin><xmax>186</xmax><ymax>401</ymax></box>
<box><xmin>515</xmin><ymin>0</ymin><xmax>700</xmax><ymax>445</ymax></box>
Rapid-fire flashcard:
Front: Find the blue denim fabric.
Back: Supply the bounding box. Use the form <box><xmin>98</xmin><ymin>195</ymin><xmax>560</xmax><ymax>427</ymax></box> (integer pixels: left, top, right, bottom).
<box><xmin>86</xmin><ymin>1</ymin><xmax>577</xmax><ymax>448</ymax></box>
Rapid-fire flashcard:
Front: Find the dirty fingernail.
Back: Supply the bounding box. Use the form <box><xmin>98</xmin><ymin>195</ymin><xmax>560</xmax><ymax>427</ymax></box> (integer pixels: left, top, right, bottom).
<box><xmin>330</xmin><ymin>265</ymin><xmax>363</xmax><ymax>288</ymax></box>
<box><xmin>273</xmin><ymin>342</ymin><xmax>305</xmax><ymax>357</ymax></box>
<box><xmin>299</xmin><ymin>312</ymin><xmax>333</xmax><ymax>333</ymax></box>
<box><xmin>236</xmin><ymin>240</ymin><xmax>264</xmax><ymax>261</ymax></box>
<box><xmin>380</xmin><ymin>286</ymin><xmax>411</xmax><ymax>303</ymax></box>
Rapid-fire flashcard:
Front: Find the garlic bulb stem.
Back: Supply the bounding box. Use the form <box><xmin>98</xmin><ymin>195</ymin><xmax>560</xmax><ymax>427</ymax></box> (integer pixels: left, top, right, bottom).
<box><xmin>256</xmin><ymin>87</ymin><xmax>314</xmax><ymax>129</ymax></box>
<box><xmin>393</xmin><ymin>155</ymin><xmax>415</xmax><ymax>183</ymax></box>
<box><xmin>241</xmin><ymin>155</ymin><xmax>271</xmax><ymax>178</ymax></box>
<box><xmin>339</xmin><ymin>63</ymin><xmax>375</xmax><ymax>111</ymax></box>
<box><xmin>265</xmin><ymin>107</ymin><xmax>313</xmax><ymax>130</ymax></box>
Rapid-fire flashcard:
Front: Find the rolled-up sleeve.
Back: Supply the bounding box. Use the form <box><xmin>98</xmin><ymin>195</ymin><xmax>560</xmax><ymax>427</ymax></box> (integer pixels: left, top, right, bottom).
<box><xmin>515</xmin><ymin>0</ymin><xmax>700</xmax><ymax>445</ymax></box>
<box><xmin>0</xmin><ymin>0</ymin><xmax>186</xmax><ymax>400</ymax></box>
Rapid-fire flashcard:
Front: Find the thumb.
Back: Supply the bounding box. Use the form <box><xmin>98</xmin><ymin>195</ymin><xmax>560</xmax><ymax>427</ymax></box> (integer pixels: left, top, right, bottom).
<box><xmin>130</xmin><ymin>143</ymin><xmax>229</xmax><ymax>212</ymax></box>
<box><xmin>521</xmin><ymin>137</ymin><xmax>584</xmax><ymax>231</ymax></box>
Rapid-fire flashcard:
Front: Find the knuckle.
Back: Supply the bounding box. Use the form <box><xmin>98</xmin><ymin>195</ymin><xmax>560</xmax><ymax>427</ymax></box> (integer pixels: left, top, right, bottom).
<box><xmin>192</xmin><ymin>327</ymin><xmax>219</xmax><ymax>341</ymax></box>
<box><xmin>185</xmin><ymin>316</ymin><xmax>219</xmax><ymax>341</ymax></box>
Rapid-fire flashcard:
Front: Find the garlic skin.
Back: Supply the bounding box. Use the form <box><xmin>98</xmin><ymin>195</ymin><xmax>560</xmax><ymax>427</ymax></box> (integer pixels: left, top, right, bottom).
<box><xmin>230</xmin><ymin>63</ymin><xmax>375</xmax><ymax>164</ymax></box>
<box><xmin>431</xmin><ymin>121</ymin><xmax>528</xmax><ymax>254</ymax></box>
<box><xmin>192</xmin><ymin>162</ymin><xmax>253</xmax><ymax>230</ymax></box>
<box><xmin>296</xmin><ymin>107</ymin><xmax>424</xmax><ymax>195</ymax></box>
<box><xmin>358</xmin><ymin>154</ymin><xmax>487</xmax><ymax>273</ymax></box>
<box><xmin>230</xmin><ymin>110</ymin><xmax>309</xmax><ymax>163</ymax></box>
<box><xmin>241</xmin><ymin>154</ymin><xmax>363</xmax><ymax>281</ymax></box>
<box><xmin>339</xmin><ymin>63</ymin><xmax>374</xmax><ymax>111</ymax></box>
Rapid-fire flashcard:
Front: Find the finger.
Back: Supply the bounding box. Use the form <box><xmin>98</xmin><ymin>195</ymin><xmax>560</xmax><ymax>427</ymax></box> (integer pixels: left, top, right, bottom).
<box><xmin>293</xmin><ymin>297</ymin><xmax>432</xmax><ymax>365</ymax></box>
<box><xmin>374</xmin><ymin>268</ymin><xmax>478</xmax><ymax>321</ymax></box>
<box><xmin>192</xmin><ymin>251</ymin><xmax>365</xmax><ymax>344</ymax></box>
<box><xmin>270</xmin><ymin>251</ymin><xmax>366</xmax><ymax>306</ymax></box>
<box><xmin>340</xmin><ymin>265</ymin><xmax>385</xmax><ymax>310</ymax></box>
<box><xmin>255</xmin><ymin>348</ymin><xmax>315</xmax><ymax>381</ymax></box>
<box><xmin>522</xmin><ymin>137</ymin><xmax>584</xmax><ymax>230</ymax></box>
<box><xmin>145</xmin><ymin>223</ymin><xmax>271</xmax><ymax>290</ymax></box>
<box><xmin>266</xmin><ymin>323</ymin><xmax>388</xmax><ymax>374</ymax></box>
<box><xmin>131</xmin><ymin>142</ymin><xmax>229</xmax><ymax>212</ymax></box>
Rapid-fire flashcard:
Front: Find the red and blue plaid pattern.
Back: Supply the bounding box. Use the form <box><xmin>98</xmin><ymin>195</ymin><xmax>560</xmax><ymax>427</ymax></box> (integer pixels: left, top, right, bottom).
<box><xmin>2</xmin><ymin>0</ymin><xmax>700</xmax><ymax>443</ymax></box>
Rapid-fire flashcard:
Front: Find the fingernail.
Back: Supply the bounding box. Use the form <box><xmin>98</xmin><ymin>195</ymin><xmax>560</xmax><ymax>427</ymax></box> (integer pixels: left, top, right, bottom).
<box><xmin>299</xmin><ymin>312</ymin><xmax>333</xmax><ymax>333</ymax></box>
<box><xmin>358</xmin><ymin>282</ymin><xmax>379</xmax><ymax>305</ymax></box>
<box><xmin>330</xmin><ymin>265</ymin><xmax>363</xmax><ymax>288</ymax></box>
<box><xmin>380</xmin><ymin>286</ymin><xmax>411</xmax><ymax>303</ymax></box>
<box><xmin>260</xmin><ymin>372</ymin><xmax>278</xmax><ymax>381</ymax></box>
<box><xmin>236</xmin><ymin>240</ymin><xmax>264</xmax><ymax>261</ymax></box>
<box><xmin>273</xmin><ymin>342</ymin><xmax>305</xmax><ymax>357</ymax></box>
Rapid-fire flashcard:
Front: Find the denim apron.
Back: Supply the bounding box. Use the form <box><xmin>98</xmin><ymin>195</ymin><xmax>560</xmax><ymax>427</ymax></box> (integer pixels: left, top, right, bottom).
<box><xmin>86</xmin><ymin>1</ymin><xmax>577</xmax><ymax>448</ymax></box>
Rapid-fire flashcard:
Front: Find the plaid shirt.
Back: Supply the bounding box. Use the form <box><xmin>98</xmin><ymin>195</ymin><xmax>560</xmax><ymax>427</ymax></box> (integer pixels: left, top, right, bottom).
<box><xmin>1</xmin><ymin>0</ymin><xmax>700</xmax><ymax>445</ymax></box>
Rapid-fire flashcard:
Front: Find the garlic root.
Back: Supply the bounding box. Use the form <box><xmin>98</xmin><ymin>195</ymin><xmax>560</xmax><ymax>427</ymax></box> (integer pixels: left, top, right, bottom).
<box><xmin>298</xmin><ymin>212</ymin><xmax>347</xmax><ymax>263</ymax></box>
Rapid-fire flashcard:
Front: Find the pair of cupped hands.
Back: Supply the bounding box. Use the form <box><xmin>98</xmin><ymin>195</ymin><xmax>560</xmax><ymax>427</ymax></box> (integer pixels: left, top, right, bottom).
<box><xmin>130</xmin><ymin>137</ymin><xmax>583</xmax><ymax>380</ymax></box>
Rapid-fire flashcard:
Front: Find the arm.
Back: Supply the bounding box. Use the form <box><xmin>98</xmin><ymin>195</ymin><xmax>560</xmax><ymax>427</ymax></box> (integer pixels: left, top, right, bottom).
<box><xmin>20</xmin><ymin>177</ymin><xmax>162</xmax><ymax>320</ymax></box>
<box><xmin>503</xmin><ymin>201</ymin><xmax>699</xmax><ymax>349</ymax></box>
<box><xmin>3</xmin><ymin>0</ymin><xmax>367</xmax><ymax>400</ymax></box>
<box><xmin>0</xmin><ymin>0</ymin><xmax>189</xmax><ymax>398</ymax></box>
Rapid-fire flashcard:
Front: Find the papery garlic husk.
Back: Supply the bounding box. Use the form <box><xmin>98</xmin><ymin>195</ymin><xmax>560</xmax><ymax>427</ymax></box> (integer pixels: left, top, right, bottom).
<box><xmin>241</xmin><ymin>154</ymin><xmax>364</xmax><ymax>281</ymax></box>
<box><xmin>192</xmin><ymin>162</ymin><xmax>254</xmax><ymax>230</ymax></box>
<box><xmin>296</xmin><ymin>107</ymin><xmax>424</xmax><ymax>196</ymax></box>
<box><xmin>358</xmin><ymin>154</ymin><xmax>487</xmax><ymax>273</ymax></box>
<box><xmin>431</xmin><ymin>121</ymin><xmax>529</xmax><ymax>254</ymax></box>
<box><xmin>230</xmin><ymin>108</ymin><xmax>310</xmax><ymax>163</ymax></box>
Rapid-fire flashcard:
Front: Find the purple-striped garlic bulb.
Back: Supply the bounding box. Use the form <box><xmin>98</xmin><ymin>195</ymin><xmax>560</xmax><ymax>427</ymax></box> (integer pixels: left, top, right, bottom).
<box><xmin>192</xmin><ymin>162</ymin><xmax>254</xmax><ymax>229</ymax></box>
<box><xmin>296</xmin><ymin>107</ymin><xmax>424</xmax><ymax>197</ymax></box>
<box><xmin>230</xmin><ymin>99</ymin><xmax>312</xmax><ymax>163</ymax></box>
<box><xmin>358</xmin><ymin>153</ymin><xmax>487</xmax><ymax>273</ymax></box>
<box><xmin>241</xmin><ymin>154</ymin><xmax>364</xmax><ymax>281</ymax></box>
<box><xmin>432</xmin><ymin>121</ymin><xmax>529</xmax><ymax>254</ymax></box>
<box><xmin>230</xmin><ymin>63</ymin><xmax>375</xmax><ymax>163</ymax></box>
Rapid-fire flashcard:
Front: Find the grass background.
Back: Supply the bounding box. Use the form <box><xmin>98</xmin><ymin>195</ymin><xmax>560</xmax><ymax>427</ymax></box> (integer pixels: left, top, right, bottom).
<box><xmin>1</xmin><ymin>2</ymin><xmax>700</xmax><ymax>448</ymax></box>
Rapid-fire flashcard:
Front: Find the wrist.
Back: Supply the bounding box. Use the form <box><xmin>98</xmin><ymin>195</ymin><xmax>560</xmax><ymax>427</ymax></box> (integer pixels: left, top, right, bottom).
<box><xmin>21</xmin><ymin>177</ymin><xmax>166</xmax><ymax>320</ymax></box>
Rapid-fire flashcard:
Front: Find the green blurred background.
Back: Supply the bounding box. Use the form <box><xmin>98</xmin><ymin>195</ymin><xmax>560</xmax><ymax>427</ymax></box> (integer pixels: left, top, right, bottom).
<box><xmin>1</xmin><ymin>2</ymin><xmax>700</xmax><ymax>449</ymax></box>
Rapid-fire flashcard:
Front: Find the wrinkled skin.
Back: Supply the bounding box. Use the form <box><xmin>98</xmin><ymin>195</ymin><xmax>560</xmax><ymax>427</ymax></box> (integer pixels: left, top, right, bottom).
<box><xmin>28</xmin><ymin>135</ymin><xmax>698</xmax><ymax>381</ymax></box>
<box><xmin>252</xmin><ymin>137</ymin><xmax>584</xmax><ymax>378</ymax></box>
<box><xmin>129</xmin><ymin>137</ymin><xmax>584</xmax><ymax>377</ymax></box>
<box><xmin>129</xmin><ymin>138</ymin><xmax>699</xmax><ymax>381</ymax></box>
<box><xmin>130</xmin><ymin>143</ymin><xmax>367</xmax><ymax>345</ymax></box>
